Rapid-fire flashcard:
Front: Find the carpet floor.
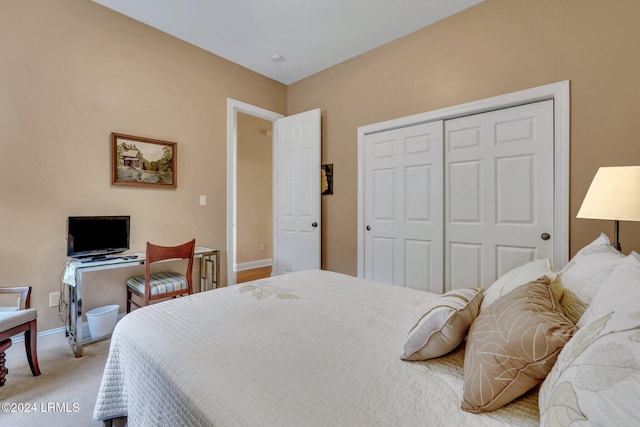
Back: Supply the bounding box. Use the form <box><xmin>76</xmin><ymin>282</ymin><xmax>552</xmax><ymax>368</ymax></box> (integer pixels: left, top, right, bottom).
<box><xmin>0</xmin><ymin>336</ymin><xmax>109</xmax><ymax>426</ymax></box>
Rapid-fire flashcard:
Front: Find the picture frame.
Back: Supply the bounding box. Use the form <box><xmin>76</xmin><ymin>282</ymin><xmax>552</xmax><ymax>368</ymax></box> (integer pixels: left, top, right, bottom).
<box><xmin>111</xmin><ymin>133</ymin><xmax>177</xmax><ymax>188</ymax></box>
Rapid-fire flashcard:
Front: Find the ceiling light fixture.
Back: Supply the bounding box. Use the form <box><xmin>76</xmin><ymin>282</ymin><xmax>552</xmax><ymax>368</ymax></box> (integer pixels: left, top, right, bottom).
<box><xmin>271</xmin><ymin>54</ymin><xmax>284</xmax><ymax>62</ymax></box>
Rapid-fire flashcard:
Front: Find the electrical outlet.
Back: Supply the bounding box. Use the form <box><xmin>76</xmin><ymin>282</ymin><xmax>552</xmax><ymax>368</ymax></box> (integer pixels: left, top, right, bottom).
<box><xmin>49</xmin><ymin>291</ymin><xmax>60</xmax><ymax>308</ymax></box>
<box><xmin>260</xmin><ymin>243</ymin><xmax>266</xmax><ymax>251</ymax></box>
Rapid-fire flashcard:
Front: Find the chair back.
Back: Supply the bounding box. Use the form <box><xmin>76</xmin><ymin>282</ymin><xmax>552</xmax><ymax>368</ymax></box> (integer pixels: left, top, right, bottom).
<box><xmin>0</xmin><ymin>287</ymin><xmax>31</xmax><ymax>311</ymax></box>
<box><xmin>145</xmin><ymin>239</ymin><xmax>196</xmax><ymax>290</ymax></box>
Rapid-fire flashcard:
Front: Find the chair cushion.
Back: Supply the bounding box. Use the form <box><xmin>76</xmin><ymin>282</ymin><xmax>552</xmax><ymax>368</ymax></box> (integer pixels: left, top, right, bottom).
<box><xmin>0</xmin><ymin>308</ymin><xmax>37</xmax><ymax>332</ymax></box>
<box><xmin>127</xmin><ymin>272</ymin><xmax>189</xmax><ymax>296</ymax></box>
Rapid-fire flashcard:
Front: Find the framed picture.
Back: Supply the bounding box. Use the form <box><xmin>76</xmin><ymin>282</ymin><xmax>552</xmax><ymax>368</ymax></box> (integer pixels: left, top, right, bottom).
<box><xmin>321</xmin><ymin>163</ymin><xmax>333</xmax><ymax>195</ymax></box>
<box><xmin>111</xmin><ymin>133</ymin><xmax>177</xmax><ymax>188</ymax></box>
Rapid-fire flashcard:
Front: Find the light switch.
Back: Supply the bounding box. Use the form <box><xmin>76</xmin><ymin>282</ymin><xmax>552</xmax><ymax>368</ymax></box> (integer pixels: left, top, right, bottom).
<box><xmin>199</xmin><ymin>195</ymin><xmax>207</xmax><ymax>206</ymax></box>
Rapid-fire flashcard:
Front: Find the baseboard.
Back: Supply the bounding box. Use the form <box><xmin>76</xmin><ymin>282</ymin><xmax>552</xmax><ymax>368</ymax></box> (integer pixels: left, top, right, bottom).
<box><xmin>235</xmin><ymin>258</ymin><xmax>272</xmax><ymax>271</ymax></box>
<box><xmin>10</xmin><ymin>313</ymin><xmax>127</xmax><ymax>348</ymax></box>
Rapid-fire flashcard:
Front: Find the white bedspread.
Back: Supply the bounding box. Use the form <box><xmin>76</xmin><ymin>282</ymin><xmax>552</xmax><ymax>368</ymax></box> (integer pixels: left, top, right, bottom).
<box><xmin>93</xmin><ymin>270</ymin><xmax>539</xmax><ymax>426</ymax></box>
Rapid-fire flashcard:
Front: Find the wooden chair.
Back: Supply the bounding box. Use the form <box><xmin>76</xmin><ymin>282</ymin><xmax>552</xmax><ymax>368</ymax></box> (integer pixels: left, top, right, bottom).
<box><xmin>126</xmin><ymin>239</ymin><xmax>196</xmax><ymax>312</ymax></box>
<box><xmin>0</xmin><ymin>286</ymin><xmax>41</xmax><ymax>386</ymax></box>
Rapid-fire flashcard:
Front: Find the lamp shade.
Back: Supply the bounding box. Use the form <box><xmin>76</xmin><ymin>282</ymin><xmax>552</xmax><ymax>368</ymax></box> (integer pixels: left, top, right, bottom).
<box><xmin>577</xmin><ymin>166</ymin><xmax>640</xmax><ymax>221</ymax></box>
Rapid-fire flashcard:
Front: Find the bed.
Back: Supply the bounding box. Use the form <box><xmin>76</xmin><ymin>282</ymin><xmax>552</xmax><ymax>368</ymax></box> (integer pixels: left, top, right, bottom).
<box><xmin>93</xmin><ymin>269</ymin><xmax>539</xmax><ymax>426</ymax></box>
<box><xmin>93</xmin><ymin>235</ymin><xmax>640</xmax><ymax>426</ymax></box>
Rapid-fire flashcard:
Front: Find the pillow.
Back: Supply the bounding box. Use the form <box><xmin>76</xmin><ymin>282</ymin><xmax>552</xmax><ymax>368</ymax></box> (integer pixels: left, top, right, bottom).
<box><xmin>539</xmin><ymin>310</ymin><xmax>640</xmax><ymax>426</ymax></box>
<box><xmin>578</xmin><ymin>251</ymin><xmax>640</xmax><ymax>327</ymax></box>
<box><xmin>401</xmin><ymin>288</ymin><xmax>484</xmax><ymax>361</ymax></box>
<box><xmin>461</xmin><ymin>277</ymin><xmax>577</xmax><ymax>413</ymax></box>
<box><xmin>480</xmin><ymin>258</ymin><xmax>555</xmax><ymax>311</ymax></box>
<box><xmin>555</xmin><ymin>233</ymin><xmax>624</xmax><ymax>323</ymax></box>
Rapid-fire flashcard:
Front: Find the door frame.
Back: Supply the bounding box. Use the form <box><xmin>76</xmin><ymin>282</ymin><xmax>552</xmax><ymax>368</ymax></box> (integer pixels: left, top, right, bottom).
<box><xmin>226</xmin><ymin>98</ymin><xmax>284</xmax><ymax>286</ymax></box>
<box><xmin>356</xmin><ymin>80</ymin><xmax>570</xmax><ymax>277</ymax></box>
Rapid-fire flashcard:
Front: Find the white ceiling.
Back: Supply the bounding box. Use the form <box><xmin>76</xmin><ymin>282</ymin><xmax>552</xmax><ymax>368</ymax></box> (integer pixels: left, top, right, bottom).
<box><xmin>92</xmin><ymin>0</ymin><xmax>484</xmax><ymax>85</ymax></box>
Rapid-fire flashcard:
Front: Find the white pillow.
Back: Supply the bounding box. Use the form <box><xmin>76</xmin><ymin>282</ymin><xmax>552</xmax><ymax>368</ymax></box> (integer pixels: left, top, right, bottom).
<box><xmin>541</xmin><ymin>247</ymin><xmax>640</xmax><ymax>425</ymax></box>
<box><xmin>578</xmin><ymin>251</ymin><xmax>640</xmax><ymax>327</ymax></box>
<box><xmin>555</xmin><ymin>233</ymin><xmax>624</xmax><ymax>323</ymax></box>
<box><xmin>480</xmin><ymin>258</ymin><xmax>555</xmax><ymax>311</ymax></box>
<box><xmin>401</xmin><ymin>288</ymin><xmax>484</xmax><ymax>361</ymax></box>
<box><xmin>539</xmin><ymin>309</ymin><xmax>640</xmax><ymax>426</ymax></box>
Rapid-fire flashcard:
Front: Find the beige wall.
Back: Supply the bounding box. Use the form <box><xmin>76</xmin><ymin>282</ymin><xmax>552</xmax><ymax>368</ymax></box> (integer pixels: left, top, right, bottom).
<box><xmin>6</xmin><ymin>0</ymin><xmax>640</xmax><ymax>332</ymax></box>
<box><xmin>237</xmin><ymin>113</ymin><xmax>273</xmax><ymax>264</ymax></box>
<box><xmin>288</xmin><ymin>0</ymin><xmax>640</xmax><ymax>275</ymax></box>
<box><xmin>0</xmin><ymin>0</ymin><xmax>286</xmax><ymax>330</ymax></box>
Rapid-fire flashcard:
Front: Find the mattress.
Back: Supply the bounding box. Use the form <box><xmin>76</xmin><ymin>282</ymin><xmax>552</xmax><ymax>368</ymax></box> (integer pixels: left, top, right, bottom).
<box><xmin>93</xmin><ymin>269</ymin><xmax>539</xmax><ymax>426</ymax></box>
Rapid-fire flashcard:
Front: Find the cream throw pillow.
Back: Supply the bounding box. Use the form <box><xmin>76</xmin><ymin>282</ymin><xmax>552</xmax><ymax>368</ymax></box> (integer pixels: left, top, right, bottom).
<box><xmin>480</xmin><ymin>258</ymin><xmax>555</xmax><ymax>311</ymax></box>
<box><xmin>462</xmin><ymin>277</ymin><xmax>577</xmax><ymax>413</ymax></box>
<box><xmin>401</xmin><ymin>288</ymin><xmax>484</xmax><ymax>361</ymax></box>
<box><xmin>555</xmin><ymin>233</ymin><xmax>624</xmax><ymax>324</ymax></box>
<box><xmin>578</xmin><ymin>251</ymin><xmax>640</xmax><ymax>327</ymax></box>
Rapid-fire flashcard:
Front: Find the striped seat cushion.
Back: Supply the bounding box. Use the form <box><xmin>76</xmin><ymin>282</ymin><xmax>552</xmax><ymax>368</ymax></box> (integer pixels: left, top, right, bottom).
<box><xmin>126</xmin><ymin>272</ymin><xmax>189</xmax><ymax>296</ymax></box>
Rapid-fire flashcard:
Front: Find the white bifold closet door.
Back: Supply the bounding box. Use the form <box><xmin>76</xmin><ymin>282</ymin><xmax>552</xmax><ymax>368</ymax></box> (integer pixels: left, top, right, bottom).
<box><xmin>362</xmin><ymin>100</ymin><xmax>554</xmax><ymax>293</ymax></box>
<box><xmin>445</xmin><ymin>100</ymin><xmax>554</xmax><ymax>290</ymax></box>
<box><xmin>363</xmin><ymin>121</ymin><xmax>444</xmax><ymax>293</ymax></box>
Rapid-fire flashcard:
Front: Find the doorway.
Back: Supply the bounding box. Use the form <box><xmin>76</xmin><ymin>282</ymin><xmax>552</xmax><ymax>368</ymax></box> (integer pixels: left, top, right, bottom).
<box><xmin>226</xmin><ymin>99</ymin><xmax>322</xmax><ymax>286</ymax></box>
<box><xmin>227</xmin><ymin>99</ymin><xmax>283</xmax><ymax>286</ymax></box>
<box><xmin>236</xmin><ymin>112</ymin><xmax>274</xmax><ymax>282</ymax></box>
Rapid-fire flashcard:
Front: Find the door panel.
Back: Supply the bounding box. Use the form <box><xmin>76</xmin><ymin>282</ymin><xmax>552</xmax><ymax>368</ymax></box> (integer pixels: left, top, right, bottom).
<box><xmin>372</xmin><ymin>236</ymin><xmax>394</xmax><ymax>285</ymax></box>
<box><xmin>274</xmin><ymin>109</ymin><xmax>321</xmax><ymax>275</ymax></box>
<box><xmin>363</xmin><ymin>121</ymin><xmax>444</xmax><ymax>293</ymax></box>
<box><xmin>445</xmin><ymin>100</ymin><xmax>554</xmax><ymax>290</ymax></box>
<box><xmin>449</xmin><ymin>242</ymin><xmax>482</xmax><ymax>288</ymax></box>
<box><xmin>496</xmin><ymin>155</ymin><xmax>535</xmax><ymax>224</ymax></box>
<box><xmin>449</xmin><ymin>161</ymin><xmax>482</xmax><ymax>223</ymax></box>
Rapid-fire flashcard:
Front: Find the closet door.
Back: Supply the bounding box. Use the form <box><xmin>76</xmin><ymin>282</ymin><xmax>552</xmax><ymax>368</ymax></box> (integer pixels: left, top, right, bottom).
<box><xmin>444</xmin><ymin>100</ymin><xmax>554</xmax><ymax>290</ymax></box>
<box><xmin>363</xmin><ymin>121</ymin><xmax>443</xmax><ymax>293</ymax></box>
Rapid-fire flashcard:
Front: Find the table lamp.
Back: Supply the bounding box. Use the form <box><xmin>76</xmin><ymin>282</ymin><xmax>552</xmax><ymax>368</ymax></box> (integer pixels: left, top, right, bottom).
<box><xmin>577</xmin><ymin>166</ymin><xmax>640</xmax><ymax>251</ymax></box>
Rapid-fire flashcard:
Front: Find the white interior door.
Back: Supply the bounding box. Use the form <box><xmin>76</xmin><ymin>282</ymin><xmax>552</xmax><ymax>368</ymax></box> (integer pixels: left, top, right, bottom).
<box><xmin>363</xmin><ymin>121</ymin><xmax>444</xmax><ymax>292</ymax></box>
<box><xmin>445</xmin><ymin>100</ymin><xmax>554</xmax><ymax>290</ymax></box>
<box><xmin>273</xmin><ymin>109</ymin><xmax>321</xmax><ymax>275</ymax></box>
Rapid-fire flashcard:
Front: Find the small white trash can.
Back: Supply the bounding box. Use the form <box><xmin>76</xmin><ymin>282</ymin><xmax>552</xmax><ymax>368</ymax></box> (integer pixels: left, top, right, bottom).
<box><xmin>86</xmin><ymin>304</ymin><xmax>119</xmax><ymax>339</ymax></box>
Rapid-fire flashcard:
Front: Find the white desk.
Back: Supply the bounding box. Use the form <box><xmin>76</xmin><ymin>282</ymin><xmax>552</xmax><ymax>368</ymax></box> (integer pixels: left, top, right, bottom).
<box><xmin>62</xmin><ymin>246</ymin><xmax>219</xmax><ymax>357</ymax></box>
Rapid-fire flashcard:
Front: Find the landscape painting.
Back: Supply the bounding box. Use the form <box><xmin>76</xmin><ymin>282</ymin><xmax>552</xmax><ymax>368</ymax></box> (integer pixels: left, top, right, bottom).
<box><xmin>111</xmin><ymin>133</ymin><xmax>177</xmax><ymax>188</ymax></box>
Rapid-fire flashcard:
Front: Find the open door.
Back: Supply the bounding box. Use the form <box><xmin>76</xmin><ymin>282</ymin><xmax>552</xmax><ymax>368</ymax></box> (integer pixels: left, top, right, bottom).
<box><xmin>273</xmin><ymin>109</ymin><xmax>321</xmax><ymax>275</ymax></box>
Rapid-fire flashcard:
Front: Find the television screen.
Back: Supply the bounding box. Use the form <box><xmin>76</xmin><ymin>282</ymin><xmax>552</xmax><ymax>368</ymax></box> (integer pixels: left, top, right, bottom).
<box><xmin>67</xmin><ymin>216</ymin><xmax>130</xmax><ymax>259</ymax></box>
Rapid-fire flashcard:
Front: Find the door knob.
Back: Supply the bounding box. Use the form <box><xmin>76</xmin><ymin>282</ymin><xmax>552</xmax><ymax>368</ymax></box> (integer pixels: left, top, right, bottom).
<box><xmin>366</xmin><ymin>225</ymin><xmax>371</xmax><ymax>231</ymax></box>
<box><xmin>541</xmin><ymin>233</ymin><xmax>551</xmax><ymax>241</ymax></box>
<box><xmin>312</xmin><ymin>222</ymin><xmax>318</xmax><ymax>228</ymax></box>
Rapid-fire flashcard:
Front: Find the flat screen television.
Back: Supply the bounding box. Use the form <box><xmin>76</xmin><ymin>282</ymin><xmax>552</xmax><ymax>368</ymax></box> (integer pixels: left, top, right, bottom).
<box><xmin>67</xmin><ymin>216</ymin><xmax>130</xmax><ymax>259</ymax></box>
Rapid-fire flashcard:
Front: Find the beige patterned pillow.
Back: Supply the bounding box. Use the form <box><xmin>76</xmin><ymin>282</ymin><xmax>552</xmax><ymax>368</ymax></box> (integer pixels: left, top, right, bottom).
<box><xmin>462</xmin><ymin>277</ymin><xmax>577</xmax><ymax>413</ymax></box>
<box><xmin>401</xmin><ymin>288</ymin><xmax>484</xmax><ymax>361</ymax></box>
